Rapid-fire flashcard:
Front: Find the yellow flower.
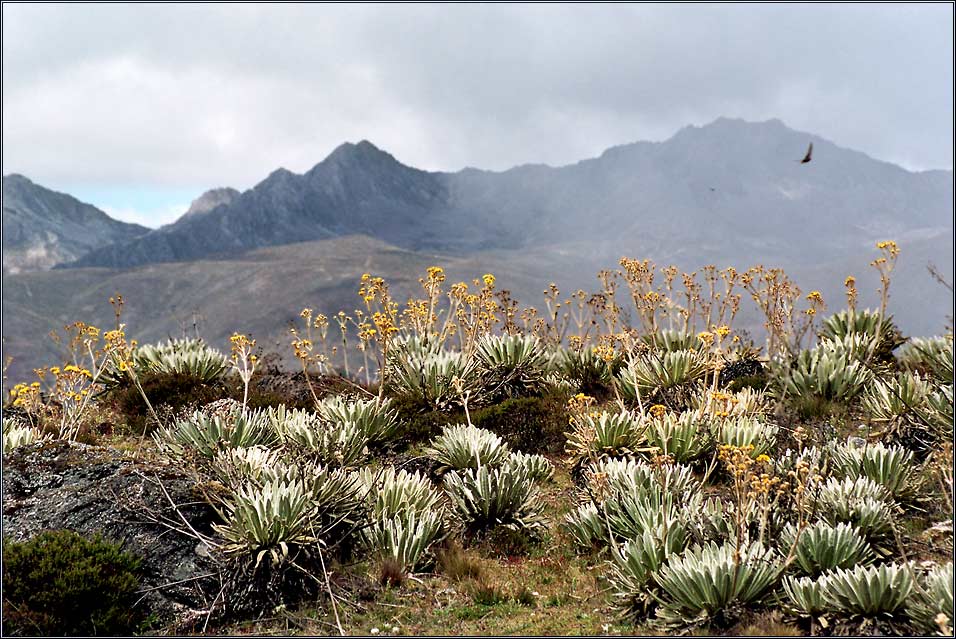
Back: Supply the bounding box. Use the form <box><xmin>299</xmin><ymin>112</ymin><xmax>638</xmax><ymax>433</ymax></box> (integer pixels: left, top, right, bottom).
<box><xmin>844</xmin><ymin>276</ymin><xmax>856</xmax><ymax>287</ymax></box>
<box><xmin>482</xmin><ymin>273</ymin><xmax>495</xmax><ymax>288</ymax></box>
<box><xmin>755</xmin><ymin>454</ymin><xmax>771</xmax><ymax>463</ymax></box>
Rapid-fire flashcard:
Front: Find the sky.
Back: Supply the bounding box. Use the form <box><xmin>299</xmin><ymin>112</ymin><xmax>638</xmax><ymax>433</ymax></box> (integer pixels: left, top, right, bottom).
<box><xmin>3</xmin><ymin>3</ymin><xmax>953</xmax><ymax>228</ymax></box>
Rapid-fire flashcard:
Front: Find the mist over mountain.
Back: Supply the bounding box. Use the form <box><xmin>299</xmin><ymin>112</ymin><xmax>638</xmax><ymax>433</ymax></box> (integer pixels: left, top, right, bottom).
<box><xmin>64</xmin><ymin>117</ymin><xmax>952</xmax><ymax>271</ymax></box>
<box><xmin>1</xmin><ymin>174</ymin><xmax>149</xmax><ymax>274</ymax></box>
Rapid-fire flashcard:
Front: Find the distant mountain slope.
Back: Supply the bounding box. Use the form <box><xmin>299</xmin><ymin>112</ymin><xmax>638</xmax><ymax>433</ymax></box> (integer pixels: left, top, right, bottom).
<box><xmin>2</xmin><ymin>174</ymin><xmax>149</xmax><ymax>273</ymax></box>
<box><xmin>65</xmin><ymin>118</ymin><xmax>952</xmax><ymax>271</ymax></box>
<box><xmin>3</xmin><ymin>233</ymin><xmax>951</xmax><ymax>384</ymax></box>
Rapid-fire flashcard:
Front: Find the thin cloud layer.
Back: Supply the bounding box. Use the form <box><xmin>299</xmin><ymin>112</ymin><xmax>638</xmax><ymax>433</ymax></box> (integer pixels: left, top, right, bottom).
<box><xmin>3</xmin><ymin>4</ymin><xmax>952</xmax><ymax>210</ymax></box>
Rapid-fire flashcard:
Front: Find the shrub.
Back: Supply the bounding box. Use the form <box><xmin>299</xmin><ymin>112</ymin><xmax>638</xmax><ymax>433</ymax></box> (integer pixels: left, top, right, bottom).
<box><xmin>778</xmin><ymin>521</ymin><xmax>875</xmax><ymax>576</ymax></box>
<box><xmin>616</xmin><ymin>349</ymin><xmax>709</xmax><ymax>408</ymax></box>
<box><xmin>443</xmin><ymin>464</ymin><xmax>546</xmax><ymax>534</ymax></box>
<box><xmin>654</xmin><ymin>541</ymin><xmax>782</xmax><ymax>628</ymax></box>
<box><xmin>110</xmin><ymin>371</ymin><xmax>228</xmax><ymax>435</ymax></box>
<box><xmin>471</xmin><ymin>394</ymin><xmax>568</xmax><ymax>454</ymax></box>
<box><xmin>425</xmin><ymin>423</ymin><xmax>511</xmax><ymax>473</ymax></box>
<box><xmin>212</xmin><ymin>445</ymin><xmax>284</xmax><ymax>489</ymax></box>
<box><xmin>474</xmin><ymin>334</ymin><xmax>550</xmax><ymax>401</ymax></box>
<box><xmin>2</xmin><ymin>530</ymin><xmax>143</xmax><ymax>636</ymax></box>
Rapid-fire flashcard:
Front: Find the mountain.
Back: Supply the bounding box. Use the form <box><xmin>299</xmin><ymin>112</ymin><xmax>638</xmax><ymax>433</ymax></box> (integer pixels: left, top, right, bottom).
<box><xmin>1</xmin><ymin>174</ymin><xmax>150</xmax><ymax>274</ymax></box>
<box><xmin>178</xmin><ymin>187</ymin><xmax>240</xmax><ymax>221</ymax></box>
<box><xmin>65</xmin><ymin>118</ymin><xmax>952</xmax><ymax>271</ymax></box>
<box><xmin>3</xmin><ymin>117</ymin><xmax>953</xmax><ymax>381</ymax></box>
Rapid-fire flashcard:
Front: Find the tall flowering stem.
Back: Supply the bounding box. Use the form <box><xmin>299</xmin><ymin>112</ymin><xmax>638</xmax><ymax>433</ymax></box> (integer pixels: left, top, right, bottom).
<box><xmin>229</xmin><ymin>333</ymin><xmax>258</xmax><ymax>413</ymax></box>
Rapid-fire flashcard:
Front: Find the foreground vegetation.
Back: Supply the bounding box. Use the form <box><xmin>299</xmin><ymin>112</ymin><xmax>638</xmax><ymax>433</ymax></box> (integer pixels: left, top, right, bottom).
<box><xmin>2</xmin><ymin>241</ymin><xmax>953</xmax><ymax>636</ymax></box>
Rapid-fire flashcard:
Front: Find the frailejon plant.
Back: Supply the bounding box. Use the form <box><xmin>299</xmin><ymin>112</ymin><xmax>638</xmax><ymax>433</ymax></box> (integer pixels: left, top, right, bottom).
<box><xmin>358</xmin><ymin>466</ymin><xmax>443</xmax><ymax>521</ymax></box>
<box><xmin>363</xmin><ymin>510</ymin><xmax>446</xmax><ymax>574</ymax></box>
<box><xmin>607</xmin><ymin>527</ymin><xmax>688</xmax><ymax>618</ymax></box>
<box><xmin>425</xmin><ymin>423</ymin><xmax>511</xmax><ymax>473</ymax></box>
<box><xmin>812</xmin><ymin>476</ymin><xmax>897</xmax><ymax>544</ymax></box>
<box><xmin>777</xmin><ymin>521</ymin><xmax>875</xmax><ymax>576</ymax></box>
<box><xmin>819</xmin><ymin>308</ymin><xmax>905</xmax><ymax>363</ymax></box>
<box><xmin>862</xmin><ymin>371</ymin><xmax>936</xmax><ymax>429</ymax></box>
<box><xmin>315</xmin><ymin>395</ymin><xmax>400</xmax><ymax>446</ymax></box>
<box><xmin>821</xmin><ymin>562</ymin><xmax>915</xmax><ymax>617</ymax></box>
<box><xmin>2</xmin><ymin>419</ymin><xmax>45</xmax><ymax>453</ymax></box>
<box><xmin>644</xmin><ymin>410</ymin><xmax>713</xmax><ymax>463</ymax></box>
<box><xmin>387</xmin><ymin>349</ymin><xmax>477</xmax><ymax>411</ymax></box>
<box><xmin>154</xmin><ymin>408</ymin><xmax>278</xmax><ymax>458</ymax></box>
<box><xmin>653</xmin><ymin>540</ymin><xmax>782</xmax><ymax>629</ymax></box>
<box><xmin>780</xmin><ymin>339</ymin><xmax>872</xmax><ymax>402</ymax></box>
<box><xmin>213</xmin><ymin>477</ymin><xmax>319</xmax><ymax>566</ymax></box>
<box><xmin>503</xmin><ymin>451</ymin><xmax>554</xmax><ymax>482</ymax></box>
<box><xmin>713</xmin><ymin>415</ymin><xmax>778</xmax><ymax>457</ymax></box>
<box><xmin>897</xmin><ymin>335</ymin><xmax>954</xmax><ymax>384</ymax></box>
<box><xmin>443</xmin><ymin>463</ymin><xmax>546</xmax><ymax>534</ymax></box>
<box><xmin>212</xmin><ymin>445</ymin><xmax>284</xmax><ymax>490</ymax></box>
<box><xmin>269</xmin><ymin>405</ymin><xmax>370</xmax><ymax>467</ymax></box>
<box><xmin>907</xmin><ymin>562</ymin><xmax>954</xmax><ymax>635</ymax></box>
<box><xmin>828</xmin><ymin>440</ymin><xmax>923</xmax><ymax>500</ymax></box>
<box><xmin>565</xmin><ymin>408</ymin><xmax>649</xmax><ymax>470</ymax></box>
<box><xmin>616</xmin><ymin>349</ymin><xmax>709</xmax><ymax>407</ymax></box>
<box><xmin>474</xmin><ymin>334</ymin><xmax>550</xmax><ymax>400</ymax></box>
<box><xmin>586</xmin><ymin>456</ymin><xmax>700</xmax><ymax>499</ymax></box>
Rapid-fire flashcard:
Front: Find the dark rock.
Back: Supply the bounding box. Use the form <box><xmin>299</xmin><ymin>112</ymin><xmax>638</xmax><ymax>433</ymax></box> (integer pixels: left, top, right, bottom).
<box><xmin>2</xmin><ymin>441</ymin><xmax>223</xmax><ymax>633</ymax></box>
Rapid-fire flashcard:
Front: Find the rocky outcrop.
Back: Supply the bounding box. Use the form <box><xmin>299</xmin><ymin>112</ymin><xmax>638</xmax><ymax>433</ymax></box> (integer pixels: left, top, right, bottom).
<box><xmin>2</xmin><ymin>441</ymin><xmax>222</xmax><ymax>632</ymax></box>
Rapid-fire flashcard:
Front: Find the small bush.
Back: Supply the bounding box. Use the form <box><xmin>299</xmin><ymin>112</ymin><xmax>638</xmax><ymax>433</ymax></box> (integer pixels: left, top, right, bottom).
<box><xmin>471</xmin><ymin>394</ymin><xmax>568</xmax><ymax>454</ymax></box>
<box><xmin>425</xmin><ymin>423</ymin><xmax>511</xmax><ymax>473</ymax></box>
<box><xmin>109</xmin><ymin>371</ymin><xmax>228</xmax><ymax>435</ymax></box>
<box><xmin>2</xmin><ymin>530</ymin><xmax>144</xmax><ymax>636</ymax></box>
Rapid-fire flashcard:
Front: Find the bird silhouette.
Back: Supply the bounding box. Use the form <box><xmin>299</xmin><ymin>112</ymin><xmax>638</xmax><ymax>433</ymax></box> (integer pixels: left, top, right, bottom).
<box><xmin>799</xmin><ymin>142</ymin><xmax>813</xmax><ymax>164</ymax></box>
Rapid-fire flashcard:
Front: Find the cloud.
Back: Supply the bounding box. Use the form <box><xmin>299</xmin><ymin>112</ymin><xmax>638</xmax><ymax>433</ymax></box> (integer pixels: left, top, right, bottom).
<box><xmin>2</xmin><ymin>3</ymin><xmax>952</xmax><ymax>197</ymax></box>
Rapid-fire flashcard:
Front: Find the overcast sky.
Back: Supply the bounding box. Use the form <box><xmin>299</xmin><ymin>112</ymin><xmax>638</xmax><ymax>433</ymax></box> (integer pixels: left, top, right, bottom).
<box><xmin>3</xmin><ymin>3</ymin><xmax>953</xmax><ymax>227</ymax></box>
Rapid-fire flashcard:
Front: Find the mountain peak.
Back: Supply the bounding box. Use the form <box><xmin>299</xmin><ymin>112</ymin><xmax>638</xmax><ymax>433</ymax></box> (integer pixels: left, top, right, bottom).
<box><xmin>322</xmin><ymin>139</ymin><xmax>400</xmax><ymax>168</ymax></box>
<box><xmin>181</xmin><ymin>187</ymin><xmax>240</xmax><ymax>220</ymax></box>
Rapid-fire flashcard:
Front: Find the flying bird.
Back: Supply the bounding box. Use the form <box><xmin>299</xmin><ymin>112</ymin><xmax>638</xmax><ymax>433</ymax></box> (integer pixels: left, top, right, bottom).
<box><xmin>799</xmin><ymin>142</ymin><xmax>813</xmax><ymax>164</ymax></box>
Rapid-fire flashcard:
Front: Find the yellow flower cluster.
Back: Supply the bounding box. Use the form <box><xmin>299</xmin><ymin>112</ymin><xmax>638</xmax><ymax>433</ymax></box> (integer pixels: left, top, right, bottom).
<box><xmin>649</xmin><ymin>404</ymin><xmax>667</xmax><ymax>419</ymax></box>
<box><xmin>9</xmin><ymin>382</ymin><xmax>42</xmax><ymax>410</ymax></box>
